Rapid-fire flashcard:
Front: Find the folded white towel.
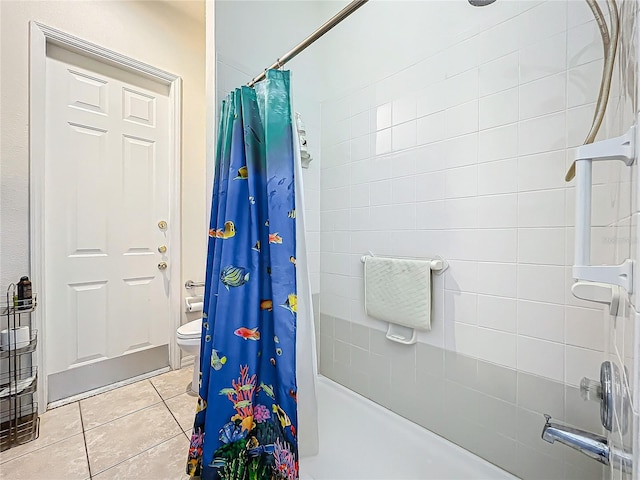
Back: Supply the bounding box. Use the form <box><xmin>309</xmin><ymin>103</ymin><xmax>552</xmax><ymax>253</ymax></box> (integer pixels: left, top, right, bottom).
<box><xmin>364</xmin><ymin>257</ymin><xmax>432</xmax><ymax>331</ymax></box>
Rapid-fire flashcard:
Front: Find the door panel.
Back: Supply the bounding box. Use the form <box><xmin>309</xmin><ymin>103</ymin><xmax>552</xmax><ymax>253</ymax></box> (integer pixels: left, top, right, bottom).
<box><xmin>44</xmin><ymin>44</ymin><xmax>172</xmax><ymax>399</ymax></box>
<box><xmin>66</xmin><ymin>124</ymin><xmax>109</xmax><ymax>256</ymax></box>
<box><xmin>122</xmin><ymin>136</ymin><xmax>156</xmax><ymax>249</ymax></box>
<box><xmin>67</xmin><ymin>70</ymin><xmax>108</xmax><ymax>114</ymax></box>
<box><xmin>123</xmin><ymin>87</ymin><xmax>156</xmax><ymax>126</ymax></box>
<box><xmin>69</xmin><ymin>281</ymin><xmax>108</xmax><ymax>367</ymax></box>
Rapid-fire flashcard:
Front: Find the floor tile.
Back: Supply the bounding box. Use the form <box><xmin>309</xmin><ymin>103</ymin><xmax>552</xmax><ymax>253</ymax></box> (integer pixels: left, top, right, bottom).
<box><xmin>0</xmin><ymin>402</ymin><xmax>82</xmax><ymax>464</ymax></box>
<box><xmin>165</xmin><ymin>392</ymin><xmax>197</xmax><ymax>432</ymax></box>
<box><xmin>149</xmin><ymin>367</ymin><xmax>194</xmax><ymax>400</ymax></box>
<box><xmin>0</xmin><ymin>433</ymin><xmax>89</xmax><ymax>480</ymax></box>
<box><xmin>80</xmin><ymin>380</ymin><xmax>162</xmax><ymax>429</ymax></box>
<box><xmin>85</xmin><ymin>403</ymin><xmax>182</xmax><ymax>475</ymax></box>
<box><xmin>93</xmin><ymin>433</ymin><xmax>189</xmax><ymax>480</ymax></box>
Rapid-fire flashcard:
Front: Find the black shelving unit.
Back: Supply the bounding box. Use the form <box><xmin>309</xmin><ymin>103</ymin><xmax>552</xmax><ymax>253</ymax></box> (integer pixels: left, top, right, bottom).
<box><xmin>0</xmin><ymin>285</ymin><xmax>39</xmax><ymax>451</ymax></box>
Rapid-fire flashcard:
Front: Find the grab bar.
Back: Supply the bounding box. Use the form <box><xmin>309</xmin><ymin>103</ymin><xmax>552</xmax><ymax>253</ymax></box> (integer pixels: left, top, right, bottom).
<box><xmin>185</xmin><ymin>280</ymin><xmax>205</xmax><ymax>289</ymax></box>
<box><xmin>572</xmin><ymin>126</ymin><xmax>635</xmax><ymax>294</ymax></box>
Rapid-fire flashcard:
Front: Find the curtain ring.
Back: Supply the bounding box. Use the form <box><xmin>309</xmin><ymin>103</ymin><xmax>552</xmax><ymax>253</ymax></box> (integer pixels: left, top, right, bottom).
<box><xmin>276</xmin><ymin>58</ymin><xmax>283</xmax><ymax>70</ymax></box>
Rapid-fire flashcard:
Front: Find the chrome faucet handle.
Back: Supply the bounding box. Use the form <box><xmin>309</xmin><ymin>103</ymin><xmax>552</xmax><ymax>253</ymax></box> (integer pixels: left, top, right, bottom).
<box><xmin>580</xmin><ymin>377</ymin><xmax>603</xmax><ymax>402</ymax></box>
<box><xmin>577</xmin><ymin>362</ymin><xmax>623</xmax><ymax>433</ymax></box>
<box><xmin>543</xmin><ymin>414</ymin><xmax>552</xmax><ymax>424</ymax></box>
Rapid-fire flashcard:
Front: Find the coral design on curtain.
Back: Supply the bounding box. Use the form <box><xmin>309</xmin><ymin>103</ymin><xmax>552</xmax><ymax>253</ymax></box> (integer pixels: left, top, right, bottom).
<box><xmin>187</xmin><ymin>70</ymin><xmax>299</xmax><ymax>480</ymax></box>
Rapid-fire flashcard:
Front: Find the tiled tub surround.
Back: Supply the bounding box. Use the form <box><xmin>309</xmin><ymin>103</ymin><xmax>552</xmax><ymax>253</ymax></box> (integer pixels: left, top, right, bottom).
<box><xmin>319</xmin><ymin>0</ymin><xmax>634</xmax><ymax>388</ymax></box>
<box><xmin>317</xmin><ymin>0</ymin><xmax>638</xmax><ymax>478</ymax></box>
<box><xmin>319</xmin><ymin>314</ymin><xmax>605</xmax><ymax>480</ymax></box>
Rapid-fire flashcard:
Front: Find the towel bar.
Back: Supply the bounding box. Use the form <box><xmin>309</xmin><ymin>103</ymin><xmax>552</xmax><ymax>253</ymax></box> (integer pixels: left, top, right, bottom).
<box><xmin>360</xmin><ymin>253</ymin><xmax>448</xmax><ymax>274</ymax></box>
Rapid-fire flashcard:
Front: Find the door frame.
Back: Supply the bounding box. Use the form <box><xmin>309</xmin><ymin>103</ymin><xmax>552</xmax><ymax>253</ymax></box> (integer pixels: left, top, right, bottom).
<box><xmin>29</xmin><ymin>22</ymin><xmax>183</xmax><ymax>411</ymax></box>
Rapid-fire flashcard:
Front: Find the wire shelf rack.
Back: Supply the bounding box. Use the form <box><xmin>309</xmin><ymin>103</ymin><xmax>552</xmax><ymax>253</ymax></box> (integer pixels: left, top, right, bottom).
<box><xmin>1</xmin><ymin>284</ymin><xmax>39</xmax><ymax>451</ymax></box>
<box><xmin>0</xmin><ymin>401</ymin><xmax>39</xmax><ymax>451</ymax></box>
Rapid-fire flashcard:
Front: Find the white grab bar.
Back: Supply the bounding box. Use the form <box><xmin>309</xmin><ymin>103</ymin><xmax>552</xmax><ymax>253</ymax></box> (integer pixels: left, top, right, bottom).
<box><xmin>572</xmin><ymin>126</ymin><xmax>635</xmax><ymax>294</ymax></box>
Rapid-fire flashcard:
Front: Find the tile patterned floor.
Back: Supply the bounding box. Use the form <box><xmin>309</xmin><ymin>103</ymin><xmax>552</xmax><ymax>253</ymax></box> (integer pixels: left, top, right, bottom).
<box><xmin>0</xmin><ymin>368</ymin><xmax>196</xmax><ymax>480</ymax></box>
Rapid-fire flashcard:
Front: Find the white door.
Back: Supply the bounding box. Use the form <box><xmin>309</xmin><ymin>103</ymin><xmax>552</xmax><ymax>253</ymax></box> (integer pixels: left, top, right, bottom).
<box><xmin>44</xmin><ymin>45</ymin><xmax>173</xmax><ymax>401</ymax></box>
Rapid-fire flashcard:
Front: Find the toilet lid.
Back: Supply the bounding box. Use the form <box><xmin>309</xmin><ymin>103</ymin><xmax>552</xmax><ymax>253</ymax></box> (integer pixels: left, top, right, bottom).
<box><xmin>177</xmin><ymin>318</ymin><xmax>202</xmax><ymax>338</ymax></box>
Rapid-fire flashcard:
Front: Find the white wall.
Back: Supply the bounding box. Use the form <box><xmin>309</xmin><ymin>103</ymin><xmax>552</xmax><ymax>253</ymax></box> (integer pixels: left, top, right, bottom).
<box><xmin>0</xmin><ymin>0</ymin><xmax>207</xmax><ymax>324</ymax></box>
<box><xmin>214</xmin><ymin>0</ymin><xmax>330</xmax><ymax>294</ymax></box>
<box><xmin>319</xmin><ymin>0</ymin><xmax>634</xmax><ymax>386</ymax></box>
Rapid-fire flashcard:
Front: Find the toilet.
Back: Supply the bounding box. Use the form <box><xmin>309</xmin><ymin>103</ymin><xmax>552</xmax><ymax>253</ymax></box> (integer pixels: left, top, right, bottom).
<box><xmin>176</xmin><ymin>318</ymin><xmax>202</xmax><ymax>394</ymax></box>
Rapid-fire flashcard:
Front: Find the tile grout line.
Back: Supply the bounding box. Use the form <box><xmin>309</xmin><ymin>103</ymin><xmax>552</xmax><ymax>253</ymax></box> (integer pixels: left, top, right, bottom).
<box><xmin>0</xmin><ymin>411</ymin><xmax>88</xmax><ymax>467</ymax></box>
<box><xmin>149</xmin><ymin>380</ymin><xmax>186</xmax><ymax>433</ymax></box>
<box><xmin>148</xmin><ymin>380</ymin><xmax>193</xmax><ymax>461</ymax></box>
<box><xmin>78</xmin><ymin>377</ymin><xmax>189</xmax><ymax>434</ymax></box>
<box><xmin>0</xmin><ymin>375</ymin><xmax>191</xmax><ymax>478</ymax></box>
<box><xmin>81</xmin><ymin>376</ymin><xmax>182</xmax><ymax>434</ymax></box>
<box><xmin>78</xmin><ymin>402</ymin><xmax>93</xmax><ymax>480</ymax></box>
<box><xmin>82</xmin><ymin>398</ymin><xmax>166</xmax><ymax>433</ymax></box>
<box><xmin>84</xmin><ymin>378</ymin><xmax>191</xmax><ymax>478</ymax></box>
<box><xmin>89</xmin><ymin>432</ymin><xmax>188</xmax><ymax>478</ymax></box>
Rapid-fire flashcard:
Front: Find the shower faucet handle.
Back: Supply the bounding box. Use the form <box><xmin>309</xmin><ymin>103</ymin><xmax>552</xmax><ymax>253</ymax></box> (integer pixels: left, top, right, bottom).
<box><xmin>580</xmin><ymin>377</ymin><xmax>602</xmax><ymax>402</ymax></box>
<box><xmin>579</xmin><ymin>361</ymin><xmax>626</xmax><ymax>434</ymax></box>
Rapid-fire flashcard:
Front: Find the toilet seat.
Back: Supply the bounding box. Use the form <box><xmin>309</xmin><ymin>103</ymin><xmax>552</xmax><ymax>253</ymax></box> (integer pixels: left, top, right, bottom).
<box><xmin>177</xmin><ymin>318</ymin><xmax>202</xmax><ymax>340</ymax></box>
<box><xmin>175</xmin><ymin>318</ymin><xmax>202</xmax><ymax>395</ymax></box>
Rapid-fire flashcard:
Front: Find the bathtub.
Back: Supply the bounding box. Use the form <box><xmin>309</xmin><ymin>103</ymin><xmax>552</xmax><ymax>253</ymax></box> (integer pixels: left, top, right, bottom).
<box><xmin>300</xmin><ymin>376</ymin><xmax>517</xmax><ymax>480</ymax></box>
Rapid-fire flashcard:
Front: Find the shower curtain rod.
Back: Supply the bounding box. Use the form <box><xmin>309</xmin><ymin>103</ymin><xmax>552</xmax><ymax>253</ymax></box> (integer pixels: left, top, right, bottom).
<box><xmin>247</xmin><ymin>0</ymin><xmax>369</xmax><ymax>87</ymax></box>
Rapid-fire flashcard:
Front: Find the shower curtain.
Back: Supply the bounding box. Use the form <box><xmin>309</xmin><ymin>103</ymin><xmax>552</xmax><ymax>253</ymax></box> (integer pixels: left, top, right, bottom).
<box><xmin>187</xmin><ymin>70</ymin><xmax>317</xmax><ymax>480</ymax></box>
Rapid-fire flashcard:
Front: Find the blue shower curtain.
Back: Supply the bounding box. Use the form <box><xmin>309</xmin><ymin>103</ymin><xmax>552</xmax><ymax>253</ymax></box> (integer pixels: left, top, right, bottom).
<box><xmin>187</xmin><ymin>70</ymin><xmax>299</xmax><ymax>480</ymax></box>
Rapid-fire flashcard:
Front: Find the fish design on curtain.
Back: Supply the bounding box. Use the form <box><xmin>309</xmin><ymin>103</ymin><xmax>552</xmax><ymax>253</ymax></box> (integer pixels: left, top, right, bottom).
<box><xmin>187</xmin><ymin>70</ymin><xmax>299</xmax><ymax>480</ymax></box>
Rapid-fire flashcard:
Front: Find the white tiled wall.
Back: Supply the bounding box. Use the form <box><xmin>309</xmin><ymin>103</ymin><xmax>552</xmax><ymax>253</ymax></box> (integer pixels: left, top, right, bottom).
<box><xmin>319</xmin><ymin>0</ymin><xmax>633</xmax><ymax>389</ymax></box>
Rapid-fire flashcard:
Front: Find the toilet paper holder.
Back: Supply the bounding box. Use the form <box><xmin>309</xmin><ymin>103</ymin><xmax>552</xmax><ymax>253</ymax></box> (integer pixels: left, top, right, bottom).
<box><xmin>185</xmin><ymin>296</ymin><xmax>204</xmax><ymax>313</ymax></box>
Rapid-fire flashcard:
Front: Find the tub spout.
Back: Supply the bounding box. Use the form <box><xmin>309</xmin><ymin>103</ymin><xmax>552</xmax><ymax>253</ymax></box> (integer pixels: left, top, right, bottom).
<box><xmin>541</xmin><ymin>415</ymin><xmax>633</xmax><ymax>473</ymax></box>
<box><xmin>541</xmin><ymin>414</ymin><xmax>609</xmax><ymax>463</ymax></box>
